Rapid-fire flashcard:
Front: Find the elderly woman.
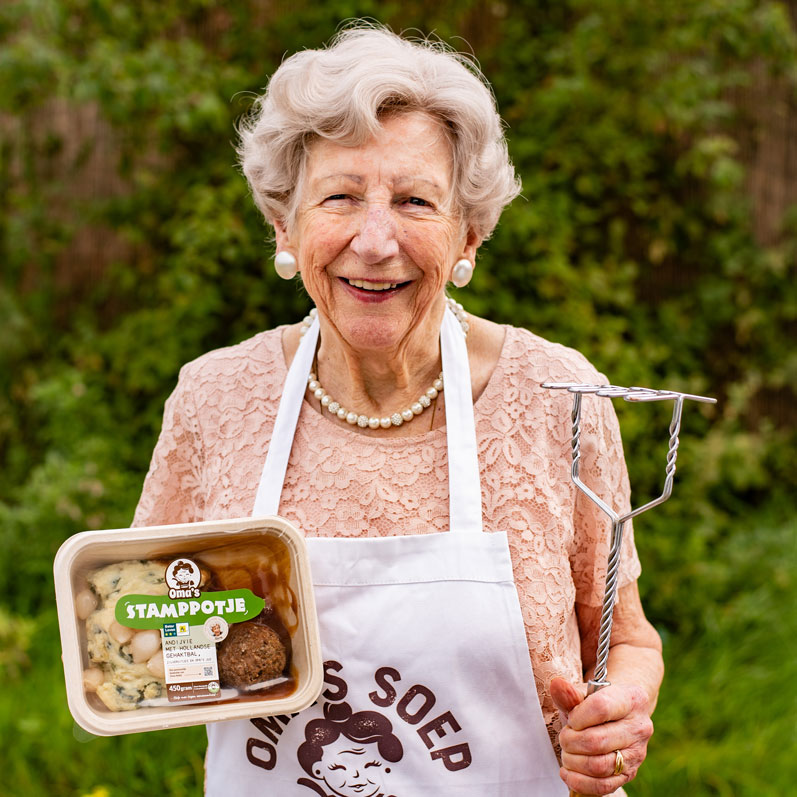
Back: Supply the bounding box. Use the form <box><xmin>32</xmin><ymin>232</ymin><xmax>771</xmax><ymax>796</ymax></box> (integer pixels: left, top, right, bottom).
<box><xmin>133</xmin><ymin>26</ymin><xmax>662</xmax><ymax>797</ymax></box>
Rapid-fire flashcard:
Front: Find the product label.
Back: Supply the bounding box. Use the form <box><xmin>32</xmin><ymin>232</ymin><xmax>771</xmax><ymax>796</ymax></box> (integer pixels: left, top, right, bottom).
<box><xmin>114</xmin><ymin>589</ymin><xmax>265</xmax><ymax>629</ymax></box>
<box><xmin>112</xmin><ymin>557</ymin><xmax>267</xmax><ymax>705</ymax></box>
<box><xmin>161</xmin><ymin>625</ymin><xmax>221</xmax><ymax>703</ymax></box>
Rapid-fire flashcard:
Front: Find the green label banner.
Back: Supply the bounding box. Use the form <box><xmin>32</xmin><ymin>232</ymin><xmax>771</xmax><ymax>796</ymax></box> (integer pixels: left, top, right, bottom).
<box><xmin>115</xmin><ymin>589</ymin><xmax>265</xmax><ymax>629</ymax></box>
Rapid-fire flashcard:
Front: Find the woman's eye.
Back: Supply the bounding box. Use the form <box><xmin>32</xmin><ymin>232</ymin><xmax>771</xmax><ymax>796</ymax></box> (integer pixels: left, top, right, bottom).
<box><xmin>324</xmin><ymin>194</ymin><xmax>348</xmax><ymax>201</ymax></box>
<box><xmin>328</xmin><ymin>764</ymin><xmax>345</xmax><ymax>771</ymax></box>
<box><xmin>364</xmin><ymin>761</ymin><xmax>382</xmax><ymax>768</ymax></box>
<box><xmin>406</xmin><ymin>197</ymin><xmax>429</xmax><ymax>206</ymax></box>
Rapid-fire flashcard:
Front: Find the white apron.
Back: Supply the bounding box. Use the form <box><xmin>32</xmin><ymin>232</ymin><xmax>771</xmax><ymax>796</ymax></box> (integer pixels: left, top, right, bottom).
<box><xmin>205</xmin><ymin>308</ymin><xmax>566</xmax><ymax>797</ymax></box>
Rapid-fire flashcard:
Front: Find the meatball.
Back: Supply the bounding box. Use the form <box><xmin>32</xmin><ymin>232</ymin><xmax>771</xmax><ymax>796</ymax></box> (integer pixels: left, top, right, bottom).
<box><xmin>217</xmin><ymin>622</ymin><xmax>287</xmax><ymax>688</ymax></box>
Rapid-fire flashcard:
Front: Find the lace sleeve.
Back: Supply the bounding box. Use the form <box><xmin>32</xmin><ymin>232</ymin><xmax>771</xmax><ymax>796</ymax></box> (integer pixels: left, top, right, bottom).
<box><xmin>570</xmin><ymin>388</ymin><xmax>641</xmax><ymax>607</ymax></box>
<box><xmin>131</xmin><ymin>365</ymin><xmax>205</xmax><ymax>528</ymax></box>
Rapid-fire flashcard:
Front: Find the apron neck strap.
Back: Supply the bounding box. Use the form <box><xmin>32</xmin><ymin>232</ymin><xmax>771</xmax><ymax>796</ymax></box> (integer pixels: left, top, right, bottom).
<box><xmin>253</xmin><ymin>305</ymin><xmax>484</xmax><ymax>534</ymax></box>
<box><xmin>252</xmin><ymin>317</ymin><xmax>319</xmax><ymax>518</ymax></box>
<box><xmin>440</xmin><ymin>306</ymin><xmax>483</xmax><ymax>533</ymax></box>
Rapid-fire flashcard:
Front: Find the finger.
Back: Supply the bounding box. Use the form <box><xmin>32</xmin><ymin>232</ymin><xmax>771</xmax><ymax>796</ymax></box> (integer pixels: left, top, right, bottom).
<box><xmin>550</xmin><ymin>676</ymin><xmax>587</xmax><ymax>725</ymax></box>
<box><xmin>559</xmin><ymin>715</ymin><xmax>653</xmax><ymax>757</ymax></box>
<box><xmin>561</xmin><ymin>746</ymin><xmax>641</xmax><ymax>779</ymax></box>
<box><xmin>567</xmin><ymin>684</ymin><xmax>649</xmax><ymax>731</ymax></box>
<box><xmin>560</xmin><ymin>767</ymin><xmax>630</xmax><ymax>797</ymax></box>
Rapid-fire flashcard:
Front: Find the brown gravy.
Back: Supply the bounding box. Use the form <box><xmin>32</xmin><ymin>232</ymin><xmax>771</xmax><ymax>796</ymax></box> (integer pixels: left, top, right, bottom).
<box><xmin>198</xmin><ymin>534</ymin><xmax>299</xmax><ymax>699</ymax></box>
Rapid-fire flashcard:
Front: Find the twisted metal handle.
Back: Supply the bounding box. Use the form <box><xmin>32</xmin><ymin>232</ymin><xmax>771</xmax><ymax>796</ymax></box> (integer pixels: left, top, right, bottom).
<box><xmin>544</xmin><ymin>382</ymin><xmax>715</xmax><ymax>797</ymax></box>
<box><xmin>590</xmin><ymin>518</ymin><xmax>625</xmax><ymax>690</ymax></box>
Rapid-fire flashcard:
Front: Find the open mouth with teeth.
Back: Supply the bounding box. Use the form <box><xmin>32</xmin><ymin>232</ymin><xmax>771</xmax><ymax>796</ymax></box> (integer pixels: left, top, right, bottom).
<box><xmin>342</xmin><ymin>277</ymin><xmax>410</xmax><ymax>295</ymax></box>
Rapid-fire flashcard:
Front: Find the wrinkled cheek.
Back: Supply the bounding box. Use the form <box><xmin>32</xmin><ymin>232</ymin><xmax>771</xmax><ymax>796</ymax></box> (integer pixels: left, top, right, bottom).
<box><xmin>299</xmin><ymin>260</ymin><xmax>335</xmax><ymax>309</ymax></box>
<box><xmin>419</xmin><ymin>262</ymin><xmax>451</xmax><ymax>301</ymax></box>
<box><xmin>405</xmin><ymin>231</ymin><xmax>456</xmax><ymax>286</ymax></box>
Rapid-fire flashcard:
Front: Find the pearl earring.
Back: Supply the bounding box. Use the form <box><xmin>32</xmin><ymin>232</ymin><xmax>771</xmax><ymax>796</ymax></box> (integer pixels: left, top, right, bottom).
<box><xmin>451</xmin><ymin>259</ymin><xmax>473</xmax><ymax>288</ymax></box>
<box><xmin>274</xmin><ymin>251</ymin><xmax>298</xmax><ymax>279</ymax></box>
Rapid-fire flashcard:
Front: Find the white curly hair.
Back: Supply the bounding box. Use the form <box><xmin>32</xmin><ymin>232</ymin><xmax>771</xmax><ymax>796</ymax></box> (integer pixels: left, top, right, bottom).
<box><xmin>237</xmin><ymin>24</ymin><xmax>521</xmax><ymax>241</ymax></box>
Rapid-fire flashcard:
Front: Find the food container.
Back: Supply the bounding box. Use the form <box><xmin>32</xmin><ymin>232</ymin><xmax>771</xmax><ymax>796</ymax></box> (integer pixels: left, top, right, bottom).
<box><xmin>54</xmin><ymin>516</ymin><xmax>323</xmax><ymax>736</ymax></box>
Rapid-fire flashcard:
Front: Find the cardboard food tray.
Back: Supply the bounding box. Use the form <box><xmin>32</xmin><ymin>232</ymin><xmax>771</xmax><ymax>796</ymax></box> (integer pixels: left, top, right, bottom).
<box><xmin>54</xmin><ymin>516</ymin><xmax>323</xmax><ymax>736</ymax></box>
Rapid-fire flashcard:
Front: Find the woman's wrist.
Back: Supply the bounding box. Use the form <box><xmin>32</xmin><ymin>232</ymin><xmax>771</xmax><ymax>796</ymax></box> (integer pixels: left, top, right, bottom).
<box><xmin>603</xmin><ymin>641</ymin><xmax>663</xmax><ymax>714</ymax></box>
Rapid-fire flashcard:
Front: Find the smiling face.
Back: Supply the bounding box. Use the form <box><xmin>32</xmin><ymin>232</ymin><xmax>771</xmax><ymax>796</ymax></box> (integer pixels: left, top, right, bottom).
<box><xmin>175</xmin><ymin>567</ymin><xmax>192</xmax><ymax>585</ymax></box>
<box><xmin>311</xmin><ymin>737</ymin><xmax>388</xmax><ymax>797</ymax></box>
<box><xmin>277</xmin><ymin>112</ymin><xmax>478</xmax><ymax>358</ymax></box>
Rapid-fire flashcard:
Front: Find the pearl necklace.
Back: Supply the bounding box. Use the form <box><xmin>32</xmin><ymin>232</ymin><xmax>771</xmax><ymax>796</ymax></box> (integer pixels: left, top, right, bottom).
<box><xmin>299</xmin><ymin>297</ymin><xmax>469</xmax><ymax>429</ymax></box>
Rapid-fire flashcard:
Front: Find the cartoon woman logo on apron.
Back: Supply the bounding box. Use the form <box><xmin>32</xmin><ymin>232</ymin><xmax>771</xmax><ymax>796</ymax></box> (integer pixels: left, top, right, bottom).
<box><xmin>297</xmin><ymin>701</ymin><xmax>403</xmax><ymax>797</ymax></box>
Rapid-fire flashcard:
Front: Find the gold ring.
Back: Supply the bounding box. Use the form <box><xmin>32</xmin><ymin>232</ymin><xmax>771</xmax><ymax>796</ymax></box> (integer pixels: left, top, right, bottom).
<box><xmin>613</xmin><ymin>749</ymin><xmax>625</xmax><ymax>776</ymax></box>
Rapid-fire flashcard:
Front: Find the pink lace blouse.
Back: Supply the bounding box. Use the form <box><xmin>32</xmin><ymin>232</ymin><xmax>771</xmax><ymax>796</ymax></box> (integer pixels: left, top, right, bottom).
<box><xmin>132</xmin><ymin>323</ymin><xmax>641</xmax><ymax>747</ymax></box>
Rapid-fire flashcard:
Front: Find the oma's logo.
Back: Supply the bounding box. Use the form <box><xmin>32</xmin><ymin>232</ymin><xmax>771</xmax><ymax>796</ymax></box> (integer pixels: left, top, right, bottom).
<box><xmin>165</xmin><ymin>558</ymin><xmax>202</xmax><ymax>598</ymax></box>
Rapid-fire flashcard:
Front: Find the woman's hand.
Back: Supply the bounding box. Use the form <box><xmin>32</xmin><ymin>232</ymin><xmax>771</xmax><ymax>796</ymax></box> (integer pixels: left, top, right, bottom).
<box><xmin>551</xmin><ymin>677</ymin><xmax>654</xmax><ymax>796</ymax></box>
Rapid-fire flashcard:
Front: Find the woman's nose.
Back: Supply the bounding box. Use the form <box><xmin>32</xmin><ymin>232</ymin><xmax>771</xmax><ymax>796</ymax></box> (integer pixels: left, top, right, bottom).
<box><xmin>350</xmin><ymin>206</ymin><xmax>399</xmax><ymax>263</ymax></box>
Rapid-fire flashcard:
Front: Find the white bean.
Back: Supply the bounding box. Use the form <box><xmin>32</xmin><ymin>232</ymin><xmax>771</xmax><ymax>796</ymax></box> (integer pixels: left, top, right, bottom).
<box><xmin>109</xmin><ymin>621</ymin><xmax>134</xmax><ymax>645</ymax></box>
<box><xmin>83</xmin><ymin>667</ymin><xmax>105</xmax><ymax>692</ymax></box>
<box><xmin>146</xmin><ymin>650</ymin><xmax>165</xmax><ymax>679</ymax></box>
<box><xmin>131</xmin><ymin>629</ymin><xmax>161</xmax><ymax>663</ymax></box>
<box><xmin>75</xmin><ymin>589</ymin><xmax>98</xmax><ymax>620</ymax></box>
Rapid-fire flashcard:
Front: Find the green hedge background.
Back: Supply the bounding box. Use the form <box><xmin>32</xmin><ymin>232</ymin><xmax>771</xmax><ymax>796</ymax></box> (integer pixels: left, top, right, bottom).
<box><xmin>2</xmin><ymin>1</ymin><xmax>795</xmax><ymax>794</ymax></box>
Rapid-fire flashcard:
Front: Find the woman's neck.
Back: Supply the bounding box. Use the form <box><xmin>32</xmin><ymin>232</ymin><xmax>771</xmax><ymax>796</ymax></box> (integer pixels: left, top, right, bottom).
<box><xmin>281</xmin><ymin>307</ymin><xmax>506</xmax><ymax>439</ymax></box>
<box><xmin>314</xmin><ymin>313</ymin><xmax>444</xmax><ymax>422</ymax></box>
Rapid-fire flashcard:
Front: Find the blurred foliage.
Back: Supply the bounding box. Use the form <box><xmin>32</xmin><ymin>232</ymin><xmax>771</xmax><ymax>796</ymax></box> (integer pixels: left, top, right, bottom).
<box><xmin>1</xmin><ymin>0</ymin><xmax>796</xmax><ymax>793</ymax></box>
<box><xmin>0</xmin><ymin>610</ymin><xmax>206</xmax><ymax>797</ymax></box>
<box><xmin>636</xmin><ymin>512</ymin><xmax>797</xmax><ymax>795</ymax></box>
<box><xmin>0</xmin><ymin>605</ymin><xmax>36</xmax><ymax>679</ymax></box>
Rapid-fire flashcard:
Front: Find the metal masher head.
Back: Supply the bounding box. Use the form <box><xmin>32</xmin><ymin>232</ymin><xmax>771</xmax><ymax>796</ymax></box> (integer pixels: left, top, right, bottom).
<box><xmin>541</xmin><ymin>382</ymin><xmax>716</xmax><ymax>693</ymax></box>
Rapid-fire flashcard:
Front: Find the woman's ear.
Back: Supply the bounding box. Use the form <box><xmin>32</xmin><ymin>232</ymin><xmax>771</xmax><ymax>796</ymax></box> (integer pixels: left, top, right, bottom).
<box><xmin>272</xmin><ymin>218</ymin><xmax>292</xmax><ymax>252</ymax></box>
<box><xmin>461</xmin><ymin>226</ymin><xmax>481</xmax><ymax>264</ymax></box>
